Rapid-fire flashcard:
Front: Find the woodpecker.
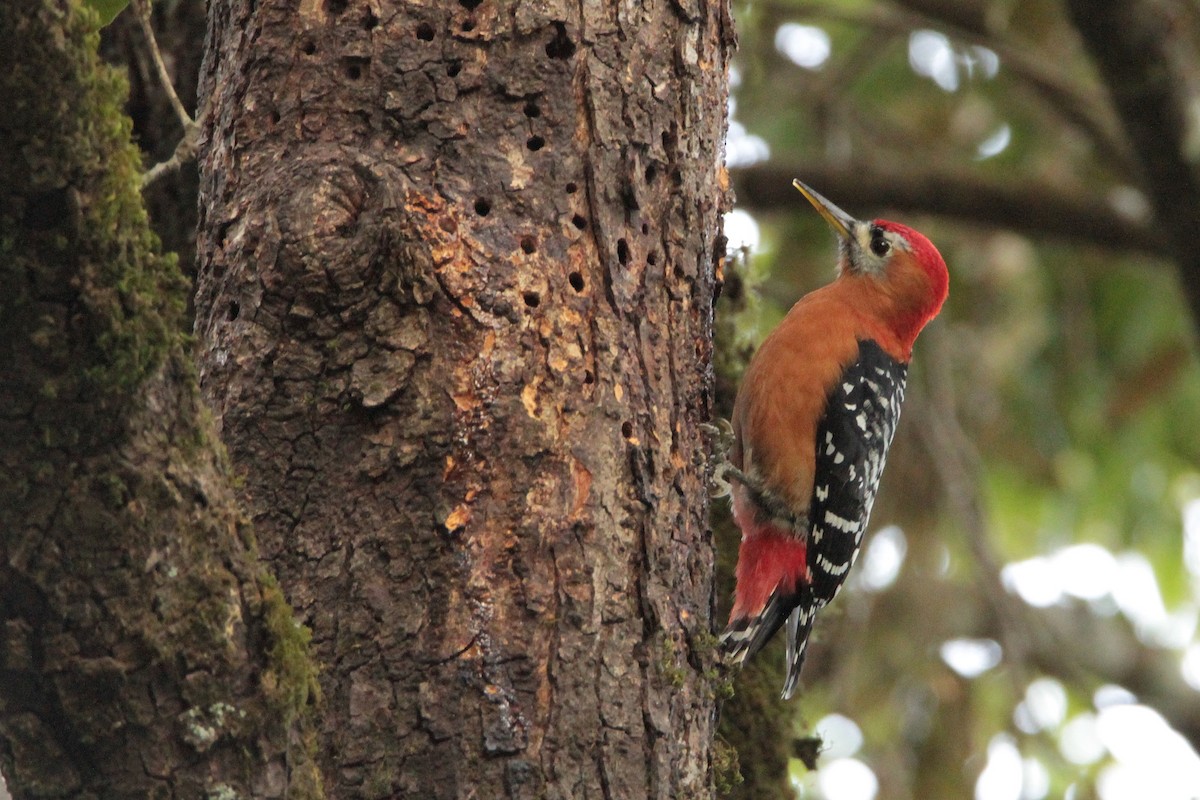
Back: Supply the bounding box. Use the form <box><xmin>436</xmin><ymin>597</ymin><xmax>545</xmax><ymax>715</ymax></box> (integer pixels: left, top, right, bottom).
<box><xmin>717</xmin><ymin>180</ymin><xmax>948</xmax><ymax>699</ymax></box>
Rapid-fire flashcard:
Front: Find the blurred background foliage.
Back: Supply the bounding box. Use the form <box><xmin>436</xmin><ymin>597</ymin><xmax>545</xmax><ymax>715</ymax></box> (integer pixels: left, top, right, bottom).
<box><xmin>718</xmin><ymin>1</ymin><xmax>1200</xmax><ymax>799</ymax></box>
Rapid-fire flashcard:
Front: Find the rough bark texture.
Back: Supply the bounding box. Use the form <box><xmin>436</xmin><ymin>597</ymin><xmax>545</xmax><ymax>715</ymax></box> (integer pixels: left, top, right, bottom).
<box><xmin>0</xmin><ymin>1</ymin><xmax>320</xmax><ymax>796</ymax></box>
<box><xmin>195</xmin><ymin>0</ymin><xmax>732</xmax><ymax>797</ymax></box>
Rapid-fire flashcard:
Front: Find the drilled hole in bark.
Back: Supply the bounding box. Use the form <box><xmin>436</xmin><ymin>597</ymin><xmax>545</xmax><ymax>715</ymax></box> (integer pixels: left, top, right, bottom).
<box><xmin>617</xmin><ymin>238</ymin><xmax>630</xmax><ymax>265</ymax></box>
<box><xmin>642</xmin><ymin>222</ymin><xmax>649</xmax><ymax>235</ymax></box>
<box><xmin>584</xmin><ymin>371</ymin><xmax>595</xmax><ymax>385</ymax></box>
<box><xmin>565</xmin><ymin>182</ymin><xmax>577</xmax><ymax>194</ymax></box>
<box><xmin>621</xmin><ymin>421</ymin><xmax>634</xmax><ymax>439</ymax></box>
<box><xmin>269</xmin><ymin>108</ymin><xmax>281</xmax><ymax>124</ymax></box>
<box><xmin>474</xmin><ymin>198</ymin><xmax>491</xmax><ymax>216</ymax></box>
<box><xmin>569</xmin><ymin>271</ymin><xmax>585</xmax><ymax>292</ymax></box>
<box><xmin>661</xmin><ymin>130</ymin><xmax>675</xmax><ymax>150</ymax></box>
<box><xmin>301</xmin><ymin>40</ymin><xmax>317</xmax><ymax>55</ymax></box>
<box><xmin>416</xmin><ymin>22</ymin><xmax>435</xmax><ymax>40</ymax></box>
<box><xmin>644</xmin><ymin>163</ymin><xmax>657</xmax><ymax>183</ymax></box>
<box><xmin>227</xmin><ymin>301</ymin><xmax>240</xmax><ymax>321</ymax></box>
<box><xmin>460</xmin><ymin>0</ymin><xmax>482</xmax><ymax>8</ymax></box>
<box><xmin>461</xmin><ymin>17</ymin><xmax>476</xmax><ymax>32</ymax></box>
<box><xmin>363</xmin><ymin>10</ymin><xmax>378</xmax><ymax>29</ymax></box>
<box><xmin>520</xmin><ymin>236</ymin><xmax>537</xmax><ymax>254</ymax></box>
<box><xmin>325</xmin><ymin>0</ymin><xmax>348</xmax><ymax>15</ymax></box>
<box><xmin>527</xmin><ymin>135</ymin><xmax>545</xmax><ymax>151</ymax></box>
<box><xmin>545</xmin><ymin>22</ymin><xmax>576</xmax><ymax>59</ymax></box>
<box><xmin>446</xmin><ymin>61</ymin><xmax>462</xmax><ymax>77</ymax></box>
<box><xmin>571</xmin><ymin>214</ymin><xmax>587</xmax><ymax>230</ymax></box>
<box><xmin>647</xmin><ymin>250</ymin><xmax>658</xmax><ymax>266</ymax></box>
<box><xmin>523</xmin><ymin>101</ymin><xmax>541</xmax><ymax>118</ymax></box>
<box><xmin>523</xmin><ymin>291</ymin><xmax>541</xmax><ymax>308</ymax></box>
<box><xmin>343</xmin><ymin>58</ymin><xmax>368</xmax><ymax>80</ymax></box>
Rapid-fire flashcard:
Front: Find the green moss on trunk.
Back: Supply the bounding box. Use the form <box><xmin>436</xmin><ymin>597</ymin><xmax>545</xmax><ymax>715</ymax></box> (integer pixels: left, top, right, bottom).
<box><xmin>0</xmin><ymin>1</ymin><xmax>323</xmax><ymax>795</ymax></box>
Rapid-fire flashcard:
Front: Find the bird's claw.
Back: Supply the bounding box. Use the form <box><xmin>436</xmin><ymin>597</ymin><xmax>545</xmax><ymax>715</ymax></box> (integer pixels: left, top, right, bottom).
<box><xmin>701</xmin><ymin>419</ymin><xmax>736</xmax><ymax>458</ymax></box>
<box><xmin>702</xmin><ymin>419</ymin><xmax>739</xmax><ymax>498</ymax></box>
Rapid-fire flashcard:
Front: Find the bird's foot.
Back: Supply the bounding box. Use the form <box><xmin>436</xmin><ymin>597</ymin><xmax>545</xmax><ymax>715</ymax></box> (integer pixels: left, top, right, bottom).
<box><xmin>702</xmin><ymin>419</ymin><xmax>741</xmax><ymax>498</ymax></box>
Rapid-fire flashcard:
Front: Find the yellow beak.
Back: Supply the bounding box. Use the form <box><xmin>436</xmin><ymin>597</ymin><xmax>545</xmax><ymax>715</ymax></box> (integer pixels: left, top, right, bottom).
<box><xmin>792</xmin><ymin>179</ymin><xmax>858</xmax><ymax>241</ymax></box>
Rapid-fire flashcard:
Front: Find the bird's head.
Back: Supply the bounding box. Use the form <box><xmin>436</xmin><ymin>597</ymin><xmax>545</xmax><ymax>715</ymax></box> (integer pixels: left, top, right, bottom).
<box><xmin>793</xmin><ymin>179</ymin><xmax>949</xmax><ymax>346</ymax></box>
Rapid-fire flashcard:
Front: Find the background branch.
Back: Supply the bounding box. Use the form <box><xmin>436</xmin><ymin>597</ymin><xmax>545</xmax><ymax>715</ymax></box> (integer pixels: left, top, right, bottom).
<box><xmin>1066</xmin><ymin>0</ymin><xmax>1200</xmax><ymax>331</ymax></box>
<box><xmin>774</xmin><ymin>0</ymin><xmax>1138</xmax><ymax>178</ymax></box>
<box><xmin>732</xmin><ymin>161</ymin><xmax>1166</xmax><ymax>256</ymax></box>
<box><xmin>131</xmin><ymin>0</ymin><xmax>199</xmax><ymax>188</ymax></box>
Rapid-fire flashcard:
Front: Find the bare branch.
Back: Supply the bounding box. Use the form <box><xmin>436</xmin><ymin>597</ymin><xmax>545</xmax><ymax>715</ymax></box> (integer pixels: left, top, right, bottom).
<box><xmin>731</xmin><ymin>161</ymin><xmax>1166</xmax><ymax>257</ymax></box>
<box><xmin>132</xmin><ymin>0</ymin><xmax>191</xmax><ymax>129</ymax></box>
<box><xmin>131</xmin><ymin>0</ymin><xmax>199</xmax><ymax>186</ymax></box>
<box><xmin>1066</xmin><ymin>0</ymin><xmax>1200</xmax><ymax>332</ymax></box>
<box><xmin>908</xmin><ymin>326</ymin><xmax>1037</xmax><ymax>688</ymax></box>
<box><xmin>141</xmin><ymin>118</ymin><xmax>198</xmax><ymax>188</ymax></box>
<box><xmin>774</xmin><ymin>1</ymin><xmax>1138</xmax><ymax>178</ymax></box>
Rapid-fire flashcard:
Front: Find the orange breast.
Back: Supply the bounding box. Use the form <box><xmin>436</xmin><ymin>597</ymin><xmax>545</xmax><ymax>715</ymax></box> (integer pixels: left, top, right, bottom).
<box><xmin>732</xmin><ymin>279</ymin><xmax>909</xmax><ymax>518</ymax></box>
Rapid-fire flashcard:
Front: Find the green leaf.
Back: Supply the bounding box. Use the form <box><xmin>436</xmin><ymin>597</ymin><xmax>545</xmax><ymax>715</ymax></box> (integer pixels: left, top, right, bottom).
<box><xmin>84</xmin><ymin>0</ymin><xmax>131</xmax><ymax>28</ymax></box>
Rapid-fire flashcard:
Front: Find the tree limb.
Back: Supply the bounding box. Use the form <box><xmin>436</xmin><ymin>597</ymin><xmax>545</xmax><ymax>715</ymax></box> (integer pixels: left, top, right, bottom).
<box><xmin>773</xmin><ymin>1</ymin><xmax>1138</xmax><ymax>179</ymax></box>
<box><xmin>731</xmin><ymin>161</ymin><xmax>1167</xmax><ymax>257</ymax></box>
<box><xmin>1066</xmin><ymin>0</ymin><xmax>1200</xmax><ymax>330</ymax></box>
<box><xmin>131</xmin><ymin>0</ymin><xmax>199</xmax><ymax>189</ymax></box>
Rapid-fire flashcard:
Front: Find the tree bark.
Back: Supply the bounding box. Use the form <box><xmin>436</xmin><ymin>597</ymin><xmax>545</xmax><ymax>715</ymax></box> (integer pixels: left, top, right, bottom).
<box><xmin>195</xmin><ymin>0</ymin><xmax>732</xmax><ymax>797</ymax></box>
<box><xmin>0</xmin><ymin>1</ymin><xmax>320</xmax><ymax>796</ymax></box>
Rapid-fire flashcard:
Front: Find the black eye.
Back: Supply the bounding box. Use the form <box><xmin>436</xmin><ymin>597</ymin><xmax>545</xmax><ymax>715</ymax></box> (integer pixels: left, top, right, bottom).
<box><xmin>870</xmin><ymin>231</ymin><xmax>891</xmax><ymax>257</ymax></box>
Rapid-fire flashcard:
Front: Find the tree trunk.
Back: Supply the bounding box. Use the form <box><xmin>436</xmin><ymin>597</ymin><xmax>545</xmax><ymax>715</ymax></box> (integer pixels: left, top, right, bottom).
<box><xmin>0</xmin><ymin>1</ymin><xmax>319</xmax><ymax>796</ymax></box>
<box><xmin>195</xmin><ymin>0</ymin><xmax>733</xmax><ymax>796</ymax></box>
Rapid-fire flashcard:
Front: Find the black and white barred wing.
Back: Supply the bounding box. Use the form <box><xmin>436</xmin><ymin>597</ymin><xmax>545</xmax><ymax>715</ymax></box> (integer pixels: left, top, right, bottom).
<box><xmin>807</xmin><ymin>339</ymin><xmax>907</xmax><ymax>605</ymax></box>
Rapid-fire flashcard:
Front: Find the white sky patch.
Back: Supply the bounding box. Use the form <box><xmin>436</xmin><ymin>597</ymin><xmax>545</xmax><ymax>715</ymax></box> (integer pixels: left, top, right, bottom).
<box><xmin>908</xmin><ymin>31</ymin><xmax>999</xmax><ymax>92</ymax></box>
<box><xmin>965</xmin><ymin>45</ymin><xmax>1000</xmax><ymax>79</ymax></box>
<box><xmin>976</xmin><ymin>124</ymin><xmax>1012</xmax><ymax>160</ymax></box>
<box><xmin>1004</xmin><ymin>544</ymin><xmax>1195</xmax><ymax>646</ymax></box>
<box><xmin>975</xmin><ymin>734</ymin><xmax>1023</xmax><ymax>800</ymax></box>
<box><xmin>1183</xmin><ymin>498</ymin><xmax>1200</xmax><ymax>578</ymax></box>
<box><xmin>725</xmin><ymin>120</ymin><xmax>770</xmax><ymax>168</ymax></box>
<box><xmin>908</xmin><ymin>29</ymin><xmax>958</xmax><ymax>92</ymax></box>
<box><xmin>818</xmin><ymin>758</ymin><xmax>879</xmax><ymax>800</ymax></box>
<box><xmin>1093</xmin><ymin>684</ymin><xmax>1137</xmax><ymax>709</ymax></box>
<box><xmin>1014</xmin><ymin>678</ymin><xmax>1067</xmax><ymax>734</ymax></box>
<box><xmin>1002</xmin><ymin>556</ymin><xmax>1065</xmax><ymax>608</ymax></box>
<box><xmin>775</xmin><ymin>23</ymin><xmax>832</xmax><ymax>70</ymax></box>
<box><xmin>1095</xmin><ymin>704</ymin><xmax>1200</xmax><ymax>800</ymax></box>
<box><xmin>1059</xmin><ymin>713</ymin><xmax>1106</xmax><ymax>765</ymax></box>
<box><xmin>1182</xmin><ymin>643</ymin><xmax>1200</xmax><ymax>691</ymax></box>
<box><xmin>856</xmin><ymin>525</ymin><xmax>907</xmax><ymax>592</ymax></box>
<box><xmin>937</xmin><ymin>544</ymin><xmax>952</xmax><ymax>576</ymax></box>
<box><xmin>723</xmin><ymin>209</ymin><xmax>761</xmax><ymax>253</ymax></box>
<box><xmin>940</xmin><ymin>638</ymin><xmax>1002</xmax><ymax>678</ymax></box>
<box><xmin>1111</xmin><ymin>552</ymin><xmax>1197</xmax><ymax>647</ymax></box>
<box><xmin>1021</xmin><ymin>757</ymin><xmax>1050</xmax><ymax>800</ymax></box>
<box><xmin>1054</xmin><ymin>543</ymin><xmax>1118</xmax><ymax>601</ymax></box>
<box><xmin>815</xmin><ymin>714</ymin><xmax>864</xmax><ymax>760</ymax></box>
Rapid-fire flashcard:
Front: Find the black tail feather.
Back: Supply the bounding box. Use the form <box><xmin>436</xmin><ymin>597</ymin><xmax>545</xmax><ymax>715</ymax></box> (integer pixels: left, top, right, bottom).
<box><xmin>720</xmin><ymin>590</ymin><xmax>801</xmax><ymax>664</ymax></box>
<box><xmin>720</xmin><ymin>589</ymin><xmax>817</xmax><ymax>699</ymax></box>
